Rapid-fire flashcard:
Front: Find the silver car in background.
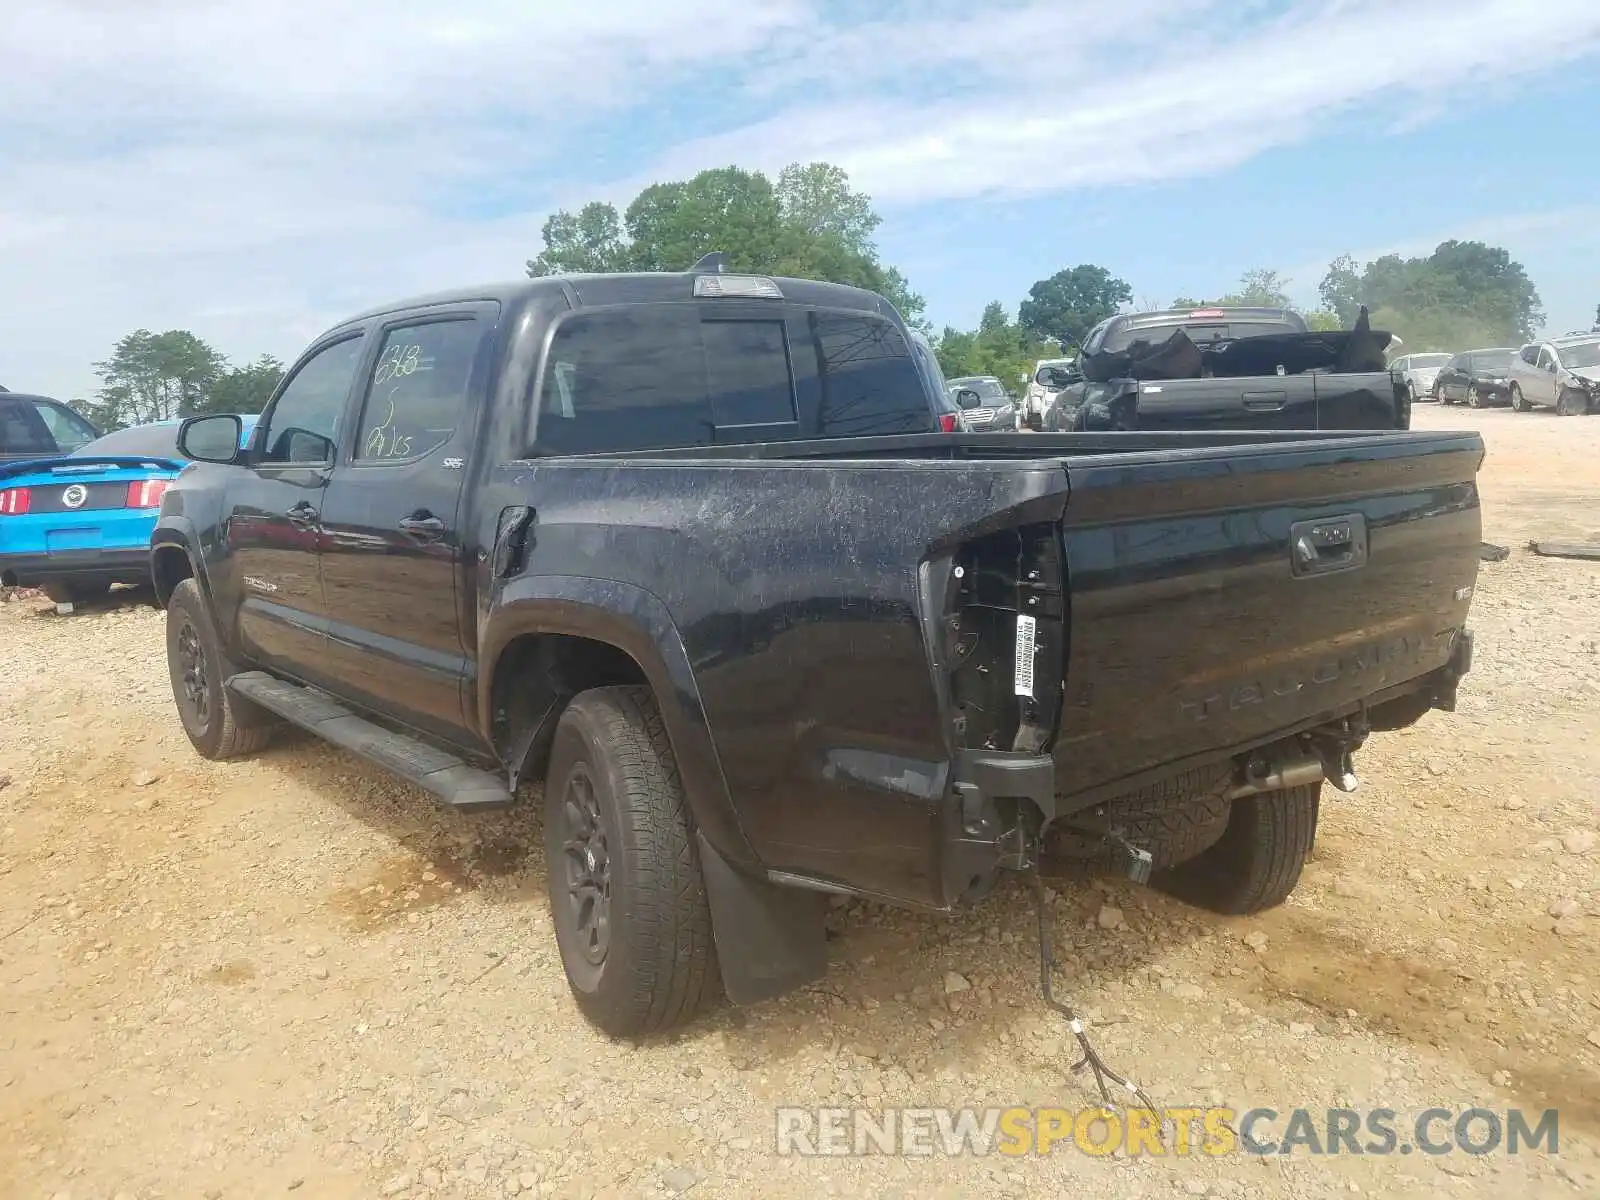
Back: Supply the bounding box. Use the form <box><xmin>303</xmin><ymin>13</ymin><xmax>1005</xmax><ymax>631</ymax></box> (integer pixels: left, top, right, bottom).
<box><xmin>1390</xmin><ymin>352</ymin><xmax>1452</xmax><ymax>403</ymax></box>
<box><xmin>1508</xmin><ymin>337</ymin><xmax>1600</xmax><ymax>415</ymax></box>
<box><xmin>946</xmin><ymin>376</ymin><xmax>1019</xmax><ymax>431</ymax></box>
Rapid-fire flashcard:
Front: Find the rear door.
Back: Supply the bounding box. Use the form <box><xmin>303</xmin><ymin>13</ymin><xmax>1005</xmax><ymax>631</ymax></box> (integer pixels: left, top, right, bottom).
<box><xmin>316</xmin><ymin>306</ymin><xmax>492</xmax><ymax>743</ymax></box>
<box><xmin>1437</xmin><ymin>354</ymin><xmax>1469</xmax><ymax>402</ymax></box>
<box><xmin>222</xmin><ymin>332</ymin><xmax>366</xmax><ymax>681</ymax></box>
<box><xmin>1511</xmin><ymin>345</ymin><xmax>1540</xmax><ymax>403</ymax></box>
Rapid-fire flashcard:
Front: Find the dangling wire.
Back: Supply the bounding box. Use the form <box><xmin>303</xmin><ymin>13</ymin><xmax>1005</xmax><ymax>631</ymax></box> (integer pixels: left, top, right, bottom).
<box><xmin>1031</xmin><ymin>866</ymin><xmax>1163</xmax><ymax>1124</ymax></box>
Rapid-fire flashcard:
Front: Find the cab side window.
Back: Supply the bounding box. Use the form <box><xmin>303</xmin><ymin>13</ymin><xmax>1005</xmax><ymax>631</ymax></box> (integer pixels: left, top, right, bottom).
<box><xmin>1519</xmin><ymin>346</ymin><xmax>1539</xmax><ymax>365</ymax></box>
<box><xmin>259</xmin><ymin>336</ymin><xmax>365</xmax><ymax>465</ymax></box>
<box><xmin>1536</xmin><ymin>347</ymin><xmax>1555</xmax><ymax>370</ymax></box>
<box><xmin>355</xmin><ymin>319</ymin><xmax>483</xmax><ymax>462</ymax></box>
<box><xmin>31</xmin><ymin>401</ymin><xmax>97</xmax><ymax>452</ymax></box>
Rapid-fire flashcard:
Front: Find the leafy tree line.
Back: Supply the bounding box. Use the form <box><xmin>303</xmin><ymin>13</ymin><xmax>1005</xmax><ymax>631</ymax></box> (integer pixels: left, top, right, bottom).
<box><xmin>72</xmin><ymin>329</ymin><xmax>283</xmax><ymax>432</ymax></box>
<box><xmin>67</xmin><ymin>163</ymin><xmax>1555</xmax><ymax>432</ymax></box>
<box><xmin>1317</xmin><ymin>241</ymin><xmax>1544</xmax><ymax>351</ymax></box>
<box><xmin>528</xmin><ymin>162</ymin><xmax>925</xmax><ymax>324</ymax></box>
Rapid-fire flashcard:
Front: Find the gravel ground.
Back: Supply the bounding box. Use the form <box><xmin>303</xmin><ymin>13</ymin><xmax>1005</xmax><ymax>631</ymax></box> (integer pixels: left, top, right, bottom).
<box><xmin>2</xmin><ymin>406</ymin><xmax>1598</xmax><ymax>1199</ymax></box>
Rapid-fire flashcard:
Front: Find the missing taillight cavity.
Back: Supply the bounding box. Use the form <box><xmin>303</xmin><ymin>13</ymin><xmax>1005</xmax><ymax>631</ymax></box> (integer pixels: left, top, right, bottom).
<box><xmin>945</xmin><ymin>523</ymin><xmax>1065</xmax><ymax>754</ymax></box>
<box><xmin>127</xmin><ymin>479</ymin><xmax>170</xmax><ymax>508</ymax></box>
<box><xmin>0</xmin><ymin>487</ymin><xmax>31</xmax><ymax>515</ymax></box>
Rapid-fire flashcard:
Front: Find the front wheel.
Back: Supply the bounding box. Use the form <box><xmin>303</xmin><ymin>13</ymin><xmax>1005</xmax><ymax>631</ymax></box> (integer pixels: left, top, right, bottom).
<box><xmin>166</xmin><ymin>579</ymin><xmax>276</xmax><ymax>759</ymax></box>
<box><xmin>543</xmin><ymin>685</ymin><xmax>721</xmax><ymax>1036</ymax></box>
<box><xmin>1154</xmin><ymin>783</ymin><xmax>1321</xmax><ymax>915</ymax></box>
<box><xmin>1557</xmin><ymin>387</ymin><xmax>1589</xmax><ymax>416</ymax></box>
<box><xmin>1465</xmin><ymin>385</ymin><xmax>1482</xmax><ymax>409</ymax></box>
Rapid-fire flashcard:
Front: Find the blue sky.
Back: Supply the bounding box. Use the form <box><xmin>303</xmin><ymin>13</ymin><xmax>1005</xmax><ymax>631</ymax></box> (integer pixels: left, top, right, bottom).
<box><xmin>3</xmin><ymin>0</ymin><xmax>1599</xmax><ymax>402</ymax></box>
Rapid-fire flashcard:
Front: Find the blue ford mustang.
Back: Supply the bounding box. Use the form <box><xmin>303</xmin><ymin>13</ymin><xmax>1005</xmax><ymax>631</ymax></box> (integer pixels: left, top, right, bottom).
<box><xmin>0</xmin><ymin>415</ymin><xmax>256</xmax><ymax>604</ymax></box>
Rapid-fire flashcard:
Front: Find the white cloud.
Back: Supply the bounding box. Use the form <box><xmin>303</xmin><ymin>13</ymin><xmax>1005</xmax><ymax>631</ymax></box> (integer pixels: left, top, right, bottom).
<box><xmin>2</xmin><ymin>0</ymin><xmax>1598</xmax><ymax>401</ymax></box>
<box><xmin>636</xmin><ymin>0</ymin><xmax>1600</xmax><ymax>203</ymax></box>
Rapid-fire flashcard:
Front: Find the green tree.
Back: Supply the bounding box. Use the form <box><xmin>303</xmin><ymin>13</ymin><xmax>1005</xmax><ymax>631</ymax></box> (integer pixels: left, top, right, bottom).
<box><xmin>203</xmin><ymin>354</ymin><xmax>285</xmax><ymax>416</ymax></box>
<box><xmin>1316</xmin><ymin>241</ymin><xmax>1544</xmax><ymax>347</ymax></box>
<box><xmin>1216</xmin><ymin>267</ymin><xmax>1293</xmax><ymax>308</ymax></box>
<box><xmin>937</xmin><ymin>302</ymin><xmax>1056</xmax><ymax>392</ymax></box>
<box><xmin>1019</xmin><ymin>264</ymin><xmax>1133</xmax><ymax>348</ymax></box>
<box><xmin>527</xmin><ymin>162</ymin><xmax>925</xmax><ymax>324</ymax></box>
<box><xmin>1318</xmin><ymin>254</ymin><xmax>1363</xmax><ymax>324</ymax></box>
<box><xmin>526</xmin><ymin>202</ymin><xmax>631</xmax><ymax>276</ymax></box>
<box><xmin>89</xmin><ymin>329</ymin><xmax>228</xmax><ymax>429</ymax></box>
<box><xmin>1171</xmin><ymin>294</ymin><xmax>1203</xmax><ymax>309</ymax></box>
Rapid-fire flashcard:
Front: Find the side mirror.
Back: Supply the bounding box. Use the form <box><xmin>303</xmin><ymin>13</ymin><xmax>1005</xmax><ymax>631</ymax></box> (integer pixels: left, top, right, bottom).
<box><xmin>1035</xmin><ymin>366</ymin><xmax>1078</xmax><ymax>389</ymax></box>
<box><xmin>955</xmin><ymin>388</ymin><xmax>984</xmax><ymax>409</ymax></box>
<box><xmin>1547</xmin><ymin>361</ymin><xmax>1558</xmax><ymax>373</ymax></box>
<box><xmin>178</xmin><ymin>414</ymin><xmax>244</xmax><ymax>464</ymax></box>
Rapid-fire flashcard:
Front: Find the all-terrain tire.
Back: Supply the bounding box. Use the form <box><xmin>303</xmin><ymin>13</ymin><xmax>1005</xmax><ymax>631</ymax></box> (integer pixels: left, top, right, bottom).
<box><xmin>543</xmin><ymin>685</ymin><xmax>721</xmax><ymax>1036</ymax></box>
<box><xmin>166</xmin><ymin>578</ymin><xmax>276</xmax><ymax>759</ymax></box>
<box><xmin>1155</xmin><ymin>783</ymin><xmax>1321</xmax><ymax>915</ymax></box>
<box><xmin>1047</xmin><ymin>764</ymin><xmax>1232</xmax><ymax>873</ymax></box>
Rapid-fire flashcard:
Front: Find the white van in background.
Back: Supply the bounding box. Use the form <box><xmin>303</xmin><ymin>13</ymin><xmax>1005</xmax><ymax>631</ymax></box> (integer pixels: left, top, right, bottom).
<box><xmin>1021</xmin><ymin>356</ymin><xmax>1079</xmax><ymax>430</ymax></box>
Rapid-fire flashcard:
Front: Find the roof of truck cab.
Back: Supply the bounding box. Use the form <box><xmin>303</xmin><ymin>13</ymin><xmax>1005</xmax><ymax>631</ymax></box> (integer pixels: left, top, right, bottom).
<box><xmin>340</xmin><ymin>272</ymin><xmax>899</xmax><ymax>327</ymax></box>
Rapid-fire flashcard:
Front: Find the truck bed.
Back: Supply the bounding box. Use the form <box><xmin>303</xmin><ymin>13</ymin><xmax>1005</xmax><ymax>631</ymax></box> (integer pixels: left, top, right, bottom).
<box><xmin>511</xmin><ymin>428</ymin><xmax>1482</xmax><ymax>902</ymax></box>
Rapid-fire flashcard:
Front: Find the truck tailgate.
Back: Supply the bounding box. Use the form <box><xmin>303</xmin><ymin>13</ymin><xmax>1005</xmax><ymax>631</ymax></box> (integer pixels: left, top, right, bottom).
<box><xmin>1052</xmin><ymin>432</ymin><xmax>1481</xmax><ymax>800</ymax></box>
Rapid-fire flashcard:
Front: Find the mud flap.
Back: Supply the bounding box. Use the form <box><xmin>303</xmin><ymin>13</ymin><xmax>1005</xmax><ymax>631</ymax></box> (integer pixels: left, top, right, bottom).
<box><xmin>696</xmin><ymin>831</ymin><xmax>828</xmax><ymax>1006</ymax></box>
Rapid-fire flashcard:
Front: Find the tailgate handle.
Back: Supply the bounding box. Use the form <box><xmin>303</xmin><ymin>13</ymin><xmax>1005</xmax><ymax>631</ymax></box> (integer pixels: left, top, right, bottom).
<box><xmin>1242</xmin><ymin>390</ymin><xmax>1288</xmax><ymax>411</ymax></box>
<box><xmin>1290</xmin><ymin>513</ymin><xmax>1367</xmax><ymax>577</ymax></box>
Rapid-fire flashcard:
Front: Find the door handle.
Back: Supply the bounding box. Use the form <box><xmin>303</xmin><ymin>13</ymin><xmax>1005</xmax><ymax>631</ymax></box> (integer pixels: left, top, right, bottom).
<box><xmin>398</xmin><ymin>511</ymin><xmax>446</xmax><ymax>542</ymax></box>
<box><xmin>1242</xmin><ymin>390</ymin><xmax>1288</xmax><ymax>412</ymax></box>
<box><xmin>285</xmin><ymin>501</ymin><xmax>319</xmax><ymax>528</ymax></box>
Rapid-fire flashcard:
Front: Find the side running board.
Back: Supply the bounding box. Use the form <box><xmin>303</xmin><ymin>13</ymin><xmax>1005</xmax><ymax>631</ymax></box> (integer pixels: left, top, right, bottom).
<box><xmin>228</xmin><ymin>672</ymin><xmax>512</xmax><ymax>812</ymax></box>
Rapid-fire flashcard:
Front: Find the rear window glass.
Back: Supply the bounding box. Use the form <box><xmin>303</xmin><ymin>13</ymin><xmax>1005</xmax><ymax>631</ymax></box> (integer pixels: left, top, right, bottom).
<box><xmin>536</xmin><ymin>307</ymin><xmax>714</xmax><ymax>455</ymax></box>
<box><xmin>1102</xmin><ymin>319</ymin><xmax>1301</xmax><ymax>353</ymax></box>
<box><xmin>801</xmin><ymin>312</ymin><xmax>932</xmax><ymax>437</ymax></box>
<box><xmin>702</xmin><ymin>319</ymin><xmax>796</xmax><ymax>428</ymax></box>
<box><xmin>534</xmin><ymin>305</ymin><xmax>933</xmax><ymax>453</ymax></box>
<box><xmin>0</xmin><ymin>400</ymin><xmax>56</xmax><ymax>457</ymax></box>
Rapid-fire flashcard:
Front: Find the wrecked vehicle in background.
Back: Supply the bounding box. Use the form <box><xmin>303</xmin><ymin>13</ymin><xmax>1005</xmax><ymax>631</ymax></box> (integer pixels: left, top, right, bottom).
<box><xmin>1039</xmin><ymin>306</ymin><xmax>1407</xmax><ymax>431</ymax></box>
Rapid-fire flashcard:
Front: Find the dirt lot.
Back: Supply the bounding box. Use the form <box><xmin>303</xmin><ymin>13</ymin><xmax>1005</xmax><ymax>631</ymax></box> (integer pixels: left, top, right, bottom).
<box><xmin>2</xmin><ymin>406</ymin><xmax>1598</xmax><ymax>1199</ymax></box>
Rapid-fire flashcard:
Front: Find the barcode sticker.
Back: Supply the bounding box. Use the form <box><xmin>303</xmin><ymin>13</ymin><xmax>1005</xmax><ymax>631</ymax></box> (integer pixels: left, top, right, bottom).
<box><xmin>1014</xmin><ymin>613</ymin><xmax>1037</xmax><ymax>697</ymax></box>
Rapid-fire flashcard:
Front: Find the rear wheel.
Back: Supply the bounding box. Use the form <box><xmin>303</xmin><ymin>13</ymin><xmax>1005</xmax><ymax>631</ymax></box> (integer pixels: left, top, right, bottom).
<box><xmin>1557</xmin><ymin>387</ymin><xmax>1588</xmax><ymax>416</ymax></box>
<box><xmin>166</xmin><ymin>579</ymin><xmax>276</xmax><ymax>759</ymax></box>
<box><xmin>543</xmin><ymin>685</ymin><xmax>720</xmax><ymax>1036</ymax></box>
<box><xmin>1154</xmin><ymin>783</ymin><xmax>1321</xmax><ymax>915</ymax></box>
<box><xmin>1510</xmin><ymin>384</ymin><xmax>1528</xmax><ymax>413</ymax></box>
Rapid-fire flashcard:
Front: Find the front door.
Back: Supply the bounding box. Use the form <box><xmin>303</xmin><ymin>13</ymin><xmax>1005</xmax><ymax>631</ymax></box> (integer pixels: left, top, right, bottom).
<box><xmin>224</xmin><ymin>334</ymin><xmax>366</xmax><ymax>680</ymax></box>
<box><xmin>1532</xmin><ymin>347</ymin><xmax>1558</xmax><ymax>406</ymax></box>
<box><xmin>316</xmin><ymin>309</ymin><xmax>490</xmax><ymax>745</ymax></box>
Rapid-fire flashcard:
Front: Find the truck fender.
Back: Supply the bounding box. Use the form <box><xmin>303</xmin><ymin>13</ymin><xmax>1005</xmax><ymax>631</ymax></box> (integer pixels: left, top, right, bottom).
<box><xmin>480</xmin><ymin>575</ymin><xmax>759</xmax><ymax>868</ymax></box>
<box><xmin>150</xmin><ymin>518</ymin><xmax>214</xmax><ymax>614</ymax></box>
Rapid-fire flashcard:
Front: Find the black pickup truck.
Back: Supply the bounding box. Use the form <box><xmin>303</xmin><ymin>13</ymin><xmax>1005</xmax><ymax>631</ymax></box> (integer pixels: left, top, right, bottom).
<box><xmin>151</xmin><ymin>268</ymin><xmax>1480</xmax><ymax>1038</ymax></box>
<box><xmin>1040</xmin><ymin>306</ymin><xmax>1408</xmax><ymax>432</ymax></box>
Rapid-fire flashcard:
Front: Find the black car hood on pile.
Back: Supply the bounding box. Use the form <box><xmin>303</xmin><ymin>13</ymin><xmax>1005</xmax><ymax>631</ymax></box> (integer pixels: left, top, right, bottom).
<box><xmin>1080</xmin><ymin>306</ymin><xmax>1394</xmax><ymax>383</ymax></box>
